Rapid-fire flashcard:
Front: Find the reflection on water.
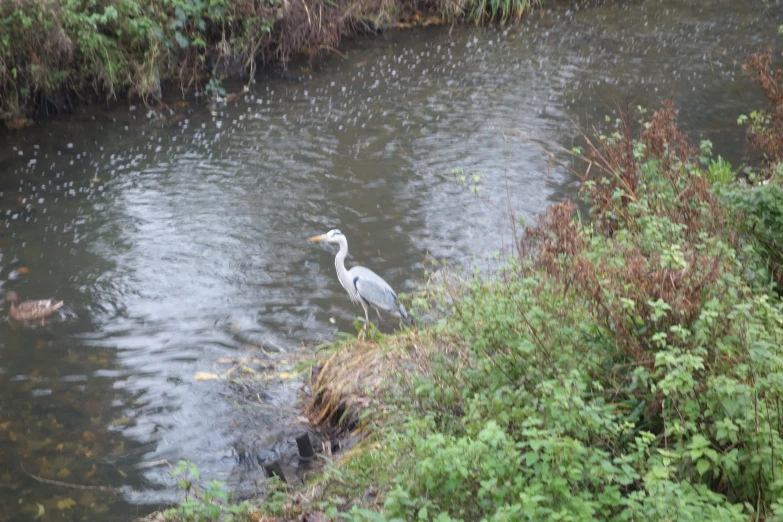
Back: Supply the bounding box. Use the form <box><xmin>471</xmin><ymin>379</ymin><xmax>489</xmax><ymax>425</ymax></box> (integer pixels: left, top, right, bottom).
<box><xmin>0</xmin><ymin>0</ymin><xmax>777</xmax><ymax>519</ymax></box>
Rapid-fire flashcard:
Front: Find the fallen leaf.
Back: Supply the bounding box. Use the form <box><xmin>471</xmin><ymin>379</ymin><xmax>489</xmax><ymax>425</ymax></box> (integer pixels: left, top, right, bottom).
<box><xmin>110</xmin><ymin>416</ymin><xmax>131</xmax><ymax>426</ymax></box>
<box><xmin>56</xmin><ymin>443</ymin><xmax>64</xmax><ymax>452</ymax></box>
<box><xmin>194</xmin><ymin>372</ymin><xmax>219</xmax><ymax>381</ymax></box>
<box><xmin>56</xmin><ymin>498</ymin><xmax>76</xmax><ymax>510</ymax></box>
<box><xmin>279</xmin><ymin>372</ymin><xmax>292</xmax><ymax>379</ymax></box>
<box><xmin>91</xmin><ymin>178</ymin><xmax>101</xmax><ymax>183</ymax></box>
<box><xmin>57</xmin><ymin>468</ymin><xmax>71</xmax><ymax>479</ymax></box>
<box><xmin>81</xmin><ymin>431</ymin><xmax>96</xmax><ymax>443</ymax></box>
<box><xmin>34</xmin><ymin>503</ymin><xmax>45</xmax><ymax>520</ymax></box>
<box><xmin>6</xmin><ymin>118</ymin><xmax>33</xmax><ymax>130</ymax></box>
<box><xmin>17</xmin><ymin>267</ymin><xmax>29</xmax><ymax>275</ymax></box>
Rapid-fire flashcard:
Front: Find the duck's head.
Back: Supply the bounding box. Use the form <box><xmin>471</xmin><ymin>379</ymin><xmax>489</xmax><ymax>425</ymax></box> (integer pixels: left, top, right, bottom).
<box><xmin>5</xmin><ymin>291</ymin><xmax>18</xmax><ymax>304</ymax></box>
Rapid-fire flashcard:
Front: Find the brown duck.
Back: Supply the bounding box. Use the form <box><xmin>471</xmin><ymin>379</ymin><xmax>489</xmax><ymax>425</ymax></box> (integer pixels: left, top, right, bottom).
<box><xmin>6</xmin><ymin>291</ymin><xmax>64</xmax><ymax>325</ymax></box>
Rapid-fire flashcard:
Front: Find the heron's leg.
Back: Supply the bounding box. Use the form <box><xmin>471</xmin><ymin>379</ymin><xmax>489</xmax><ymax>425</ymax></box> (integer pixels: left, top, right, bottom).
<box><xmin>375</xmin><ymin>308</ymin><xmax>383</xmax><ymax>322</ymax></box>
<box><xmin>359</xmin><ymin>303</ymin><xmax>370</xmax><ymax>339</ymax></box>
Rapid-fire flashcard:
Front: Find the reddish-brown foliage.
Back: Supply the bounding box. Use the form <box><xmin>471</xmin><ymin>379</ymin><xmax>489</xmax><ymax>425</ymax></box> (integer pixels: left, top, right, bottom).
<box><xmin>742</xmin><ymin>50</ymin><xmax>783</xmax><ymax>166</ymax></box>
<box><xmin>521</xmin><ymin>102</ymin><xmax>728</xmax><ymax>373</ymax></box>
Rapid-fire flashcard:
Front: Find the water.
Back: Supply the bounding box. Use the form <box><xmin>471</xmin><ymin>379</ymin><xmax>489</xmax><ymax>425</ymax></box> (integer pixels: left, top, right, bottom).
<box><xmin>0</xmin><ymin>0</ymin><xmax>778</xmax><ymax>519</ymax></box>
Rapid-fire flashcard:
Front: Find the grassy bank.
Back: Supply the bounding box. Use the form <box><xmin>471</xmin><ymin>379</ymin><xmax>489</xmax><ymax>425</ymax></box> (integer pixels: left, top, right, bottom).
<box><xmin>150</xmin><ymin>55</ymin><xmax>783</xmax><ymax>521</ymax></box>
<box><xmin>289</xmin><ymin>104</ymin><xmax>783</xmax><ymax>522</ymax></box>
<box><xmin>0</xmin><ymin>0</ymin><xmax>543</xmax><ymax>122</ymax></box>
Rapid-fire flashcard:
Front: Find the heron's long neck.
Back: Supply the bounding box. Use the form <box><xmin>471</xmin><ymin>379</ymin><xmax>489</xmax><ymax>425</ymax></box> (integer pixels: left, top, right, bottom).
<box><xmin>334</xmin><ymin>237</ymin><xmax>351</xmax><ymax>291</ymax></box>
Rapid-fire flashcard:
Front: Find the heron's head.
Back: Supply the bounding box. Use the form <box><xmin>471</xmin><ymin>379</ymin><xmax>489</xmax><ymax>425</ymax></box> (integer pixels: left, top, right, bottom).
<box><xmin>309</xmin><ymin>229</ymin><xmax>344</xmax><ymax>244</ymax></box>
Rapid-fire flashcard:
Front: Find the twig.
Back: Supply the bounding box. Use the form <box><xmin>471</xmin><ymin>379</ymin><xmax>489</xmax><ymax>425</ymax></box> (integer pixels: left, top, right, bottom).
<box><xmin>318</xmin><ymin>45</ymin><xmax>347</xmax><ymax>59</ymax></box>
<box><xmin>19</xmin><ymin>460</ymin><xmax>125</xmax><ymax>493</ymax></box>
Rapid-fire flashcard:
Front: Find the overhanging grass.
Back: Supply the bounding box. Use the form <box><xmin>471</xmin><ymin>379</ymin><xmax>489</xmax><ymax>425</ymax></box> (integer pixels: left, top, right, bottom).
<box><xmin>0</xmin><ymin>0</ymin><xmax>548</xmax><ymax>121</ymax></box>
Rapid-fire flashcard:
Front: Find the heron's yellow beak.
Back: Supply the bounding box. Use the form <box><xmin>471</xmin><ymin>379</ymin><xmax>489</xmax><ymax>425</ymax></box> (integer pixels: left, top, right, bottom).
<box><xmin>309</xmin><ymin>234</ymin><xmax>325</xmax><ymax>242</ymax></box>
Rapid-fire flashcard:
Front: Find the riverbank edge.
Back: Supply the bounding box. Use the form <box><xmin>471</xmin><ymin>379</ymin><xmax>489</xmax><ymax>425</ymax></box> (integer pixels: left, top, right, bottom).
<box><xmin>146</xmin><ymin>91</ymin><xmax>783</xmax><ymax>520</ymax></box>
<box><xmin>0</xmin><ymin>0</ymin><xmax>544</xmax><ymax>126</ymax></box>
<box><xmin>269</xmin><ymin>106</ymin><xmax>783</xmax><ymax>522</ymax></box>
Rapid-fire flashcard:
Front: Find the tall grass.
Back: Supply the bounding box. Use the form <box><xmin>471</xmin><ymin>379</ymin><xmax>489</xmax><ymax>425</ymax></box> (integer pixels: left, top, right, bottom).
<box><xmin>464</xmin><ymin>0</ymin><xmax>543</xmax><ymax>24</ymax></box>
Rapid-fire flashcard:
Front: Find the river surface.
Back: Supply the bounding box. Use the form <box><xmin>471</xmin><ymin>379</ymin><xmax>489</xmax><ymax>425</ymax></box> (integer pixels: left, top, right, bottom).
<box><xmin>0</xmin><ymin>0</ymin><xmax>779</xmax><ymax>519</ymax></box>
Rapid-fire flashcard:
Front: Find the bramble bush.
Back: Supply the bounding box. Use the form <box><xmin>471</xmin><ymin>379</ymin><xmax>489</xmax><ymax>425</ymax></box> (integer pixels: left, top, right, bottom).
<box><xmin>302</xmin><ymin>102</ymin><xmax>783</xmax><ymax>522</ymax></box>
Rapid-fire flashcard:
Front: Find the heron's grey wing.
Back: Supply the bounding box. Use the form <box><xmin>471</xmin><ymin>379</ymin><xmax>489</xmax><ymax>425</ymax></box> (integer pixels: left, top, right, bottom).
<box><xmin>348</xmin><ymin>266</ymin><xmax>399</xmax><ymax>313</ymax></box>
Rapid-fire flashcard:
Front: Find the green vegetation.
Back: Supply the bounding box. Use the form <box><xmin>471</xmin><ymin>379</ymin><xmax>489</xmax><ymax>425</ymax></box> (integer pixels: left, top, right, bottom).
<box><xmin>249</xmin><ymin>98</ymin><xmax>783</xmax><ymax>522</ymax></box>
<box><xmin>151</xmin><ymin>54</ymin><xmax>783</xmax><ymax>522</ymax></box>
<box><xmin>0</xmin><ymin>0</ymin><xmax>542</xmax><ymax>121</ymax></box>
<box><xmin>157</xmin><ymin>461</ymin><xmax>257</xmax><ymax>521</ymax></box>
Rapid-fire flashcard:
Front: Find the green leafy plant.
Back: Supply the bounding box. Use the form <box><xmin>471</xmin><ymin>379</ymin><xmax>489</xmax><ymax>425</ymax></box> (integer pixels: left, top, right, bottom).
<box><xmin>161</xmin><ymin>460</ymin><xmax>256</xmax><ymax>521</ymax></box>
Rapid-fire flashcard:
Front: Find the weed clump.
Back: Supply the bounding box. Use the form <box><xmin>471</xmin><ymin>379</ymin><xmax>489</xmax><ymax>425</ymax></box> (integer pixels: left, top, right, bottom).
<box><xmin>730</xmin><ymin>51</ymin><xmax>783</xmax><ymax>292</ymax></box>
<box><xmin>741</xmin><ymin>51</ymin><xmax>783</xmax><ymax>168</ymax></box>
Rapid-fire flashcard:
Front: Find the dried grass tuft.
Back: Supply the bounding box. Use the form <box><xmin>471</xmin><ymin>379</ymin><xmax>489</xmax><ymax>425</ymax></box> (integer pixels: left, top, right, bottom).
<box><xmin>303</xmin><ymin>329</ymin><xmax>456</xmax><ymax>432</ymax></box>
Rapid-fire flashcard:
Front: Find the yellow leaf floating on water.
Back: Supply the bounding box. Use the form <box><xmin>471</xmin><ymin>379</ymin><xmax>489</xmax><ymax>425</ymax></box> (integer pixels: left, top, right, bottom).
<box><xmin>34</xmin><ymin>503</ymin><xmax>45</xmax><ymax>520</ymax></box>
<box><xmin>6</xmin><ymin>118</ymin><xmax>33</xmax><ymax>130</ymax></box>
<box><xmin>57</xmin><ymin>468</ymin><xmax>71</xmax><ymax>479</ymax></box>
<box><xmin>17</xmin><ymin>267</ymin><xmax>29</xmax><ymax>275</ymax></box>
<box><xmin>279</xmin><ymin>372</ymin><xmax>292</xmax><ymax>379</ymax></box>
<box><xmin>56</xmin><ymin>498</ymin><xmax>76</xmax><ymax>510</ymax></box>
<box><xmin>194</xmin><ymin>372</ymin><xmax>219</xmax><ymax>381</ymax></box>
<box><xmin>110</xmin><ymin>416</ymin><xmax>131</xmax><ymax>426</ymax></box>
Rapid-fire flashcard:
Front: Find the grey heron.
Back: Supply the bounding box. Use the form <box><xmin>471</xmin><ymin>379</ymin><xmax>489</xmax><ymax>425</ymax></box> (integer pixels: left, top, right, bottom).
<box><xmin>309</xmin><ymin>229</ymin><xmax>410</xmax><ymax>334</ymax></box>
